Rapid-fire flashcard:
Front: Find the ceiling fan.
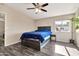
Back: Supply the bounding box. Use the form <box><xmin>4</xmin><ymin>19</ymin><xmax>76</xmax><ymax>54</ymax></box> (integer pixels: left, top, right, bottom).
<box><xmin>27</xmin><ymin>3</ymin><xmax>48</xmax><ymax>14</ymax></box>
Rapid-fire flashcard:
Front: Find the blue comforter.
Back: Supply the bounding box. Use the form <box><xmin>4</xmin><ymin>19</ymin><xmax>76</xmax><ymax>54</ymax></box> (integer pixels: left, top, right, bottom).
<box><xmin>20</xmin><ymin>31</ymin><xmax>52</xmax><ymax>42</ymax></box>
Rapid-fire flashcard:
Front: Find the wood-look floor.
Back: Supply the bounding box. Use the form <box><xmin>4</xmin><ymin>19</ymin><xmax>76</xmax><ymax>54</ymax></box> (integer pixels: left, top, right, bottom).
<box><xmin>0</xmin><ymin>41</ymin><xmax>79</xmax><ymax>56</ymax></box>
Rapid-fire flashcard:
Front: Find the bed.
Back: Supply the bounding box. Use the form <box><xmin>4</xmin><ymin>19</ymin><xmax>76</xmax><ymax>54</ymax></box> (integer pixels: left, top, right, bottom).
<box><xmin>20</xmin><ymin>26</ymin><xmax>52</xmax><ymax>51</ymax></box>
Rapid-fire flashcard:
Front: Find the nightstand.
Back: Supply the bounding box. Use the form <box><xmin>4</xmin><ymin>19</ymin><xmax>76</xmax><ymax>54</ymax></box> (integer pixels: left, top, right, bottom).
<box><xmin>51</xmin><ymin>34</ymin><xmax>56</xmax><ymax>41</ymax></box>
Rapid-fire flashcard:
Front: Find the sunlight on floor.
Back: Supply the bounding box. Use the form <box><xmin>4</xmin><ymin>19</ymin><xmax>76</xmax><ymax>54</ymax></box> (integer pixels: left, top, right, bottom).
<box><xmin>55</xmin><ymin>44</ymin><xmax>68</xmax><ymax>56</ymax></box>
<box><xmin>66</xmin><ymin>47</ymin><xmax>79</xmax><ymax>56</ymax></box>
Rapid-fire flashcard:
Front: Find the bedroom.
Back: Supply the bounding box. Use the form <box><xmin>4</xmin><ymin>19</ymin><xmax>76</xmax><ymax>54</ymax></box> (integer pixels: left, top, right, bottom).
<box><xmin>0</xmin><ymin>3</ymin><xmax>79</xmax><ymax>56</ymax></box>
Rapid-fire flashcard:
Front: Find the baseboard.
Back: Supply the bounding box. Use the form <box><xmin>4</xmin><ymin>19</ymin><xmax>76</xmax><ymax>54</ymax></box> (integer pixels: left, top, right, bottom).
<box><xmin>5</xmin><ymin>40</ymin><xmax>21</xmax><ymax>46</ymax></box>
<box><xmin>56</xmin><ymin>41</ymin><xmax>69</xmax><ymax>43</ymax></box>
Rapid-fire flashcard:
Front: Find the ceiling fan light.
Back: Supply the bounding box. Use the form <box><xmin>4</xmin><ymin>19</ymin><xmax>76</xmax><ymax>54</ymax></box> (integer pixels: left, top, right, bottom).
<box><xmin>35</xmin><ymin>8</ymin><xmax>39</xmax><ymax>12</ymax></box>
<box><xmin>39</xmin><ymin>9</ymin><xmax>42</xmax><ymax>12</ymax></box>
<box><xmin>35</xmin><ymin>8</ymin><xmax>42</xmax><ymax>13</ymax></box>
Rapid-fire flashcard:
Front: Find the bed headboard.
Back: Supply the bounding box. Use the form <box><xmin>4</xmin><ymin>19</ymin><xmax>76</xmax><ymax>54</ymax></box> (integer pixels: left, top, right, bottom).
<box><xmin>37</xmin><ymin>26</ymin><xmax>51</xmax><ymax>31</ymax></box>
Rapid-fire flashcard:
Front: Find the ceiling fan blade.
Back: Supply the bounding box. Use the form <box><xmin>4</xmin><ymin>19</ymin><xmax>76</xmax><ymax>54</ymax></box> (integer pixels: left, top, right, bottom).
<box><xmin>27</xmin><ymin>8</ymin><xmax>35</xmax><ymax>10</ymax></box>
<box><xmin>41</xmin><ymin>9</ymin><xmax>47</xmax><ymax>12</ymax></box>
<box><xmin>32</xmin><ymin>3</ymin><xmax>37</xmax><ymax>6</ymax></box>
<box><xmin>41</xmin><ymin>3</ymin><xmax>48</xmax><ymax>7</ymax></box>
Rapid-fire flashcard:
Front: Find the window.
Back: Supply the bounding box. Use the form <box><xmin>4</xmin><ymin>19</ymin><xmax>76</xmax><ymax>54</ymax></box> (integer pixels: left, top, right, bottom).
<box><xmin>55</xmin><ymin>20</ymin><xmax>70</xmax><ymax>32</ymax></box>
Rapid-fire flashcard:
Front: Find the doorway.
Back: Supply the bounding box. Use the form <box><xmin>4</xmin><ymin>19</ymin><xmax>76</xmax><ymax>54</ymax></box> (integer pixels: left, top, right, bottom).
<box><xmin>0</xmin><ymin>13</ymin><xmax>5</xmax><ymax>46</ymax></box>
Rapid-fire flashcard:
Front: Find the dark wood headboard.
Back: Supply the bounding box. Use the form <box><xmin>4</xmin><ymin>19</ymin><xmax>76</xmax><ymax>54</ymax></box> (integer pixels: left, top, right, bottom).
<box><xmin>37</xmin><ymin>26</ymin><xmax>51</xmax><ymax>31</ymax></box>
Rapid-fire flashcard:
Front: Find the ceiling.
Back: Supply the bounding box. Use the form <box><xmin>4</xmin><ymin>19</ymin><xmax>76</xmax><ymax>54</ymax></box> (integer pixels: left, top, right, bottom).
<box><xmin>5</xmin><ymin>3</ymin><xmax>79</xmax><ymax>19</ymax></box>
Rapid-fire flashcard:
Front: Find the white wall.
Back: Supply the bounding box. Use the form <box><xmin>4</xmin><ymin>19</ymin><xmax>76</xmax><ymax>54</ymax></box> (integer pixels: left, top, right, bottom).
<box><xmin>35</xmin><ymin>14</ymin><xmax>74</xmax><ymax>43</ymax></box>
<box><xmin>0</xmin><ymin>5</ymin><xmax>36</xmax><ymax>46</ymax></box>
<box><xmin>76</xmin><ymin>31</ymin><xmax>79</xmax><ymax>47</ymax></box>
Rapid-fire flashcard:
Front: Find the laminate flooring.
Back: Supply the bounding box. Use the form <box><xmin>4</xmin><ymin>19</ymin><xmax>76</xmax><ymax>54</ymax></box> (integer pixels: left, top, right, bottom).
<box><xmin>0</xmin><ymin>41</ymin><xmax>79</xmax><ymax>56</ymax></box>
